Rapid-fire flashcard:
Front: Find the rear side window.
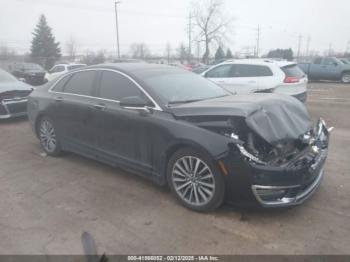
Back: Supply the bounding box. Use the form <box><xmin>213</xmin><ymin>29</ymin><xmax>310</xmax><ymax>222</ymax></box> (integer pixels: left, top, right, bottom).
<box><xmin>99</xmin><ymin>71</ymin><xmax>142</xmax><ymax>101</ymax></box>
<box><xmin>281</xmin><ymin>65</ymin><xmax>305</xmax><ymax>78</ymax></box>
<box><xmin>52</xmin><ymin>75</ymin><xmax>71</xmax><ymax>92</ymax></box>
<box><xmin>63</xmin><ymin>71</ymin><xmax>96</xmax><ymax>96</ymax></box>
<box><xmin>314</xmin><ymin>58</ymin><xmax>322</xmax><ymax>64</ymax></box>
<box><xmin>205</xmin><ymin>64</ymin><xmax>232</xmax><ymax>78</ymax></box>
<box><xmin>231</xmin><ymin>64</ymin><xmax>273</xmax><ymax>77</ymax></box>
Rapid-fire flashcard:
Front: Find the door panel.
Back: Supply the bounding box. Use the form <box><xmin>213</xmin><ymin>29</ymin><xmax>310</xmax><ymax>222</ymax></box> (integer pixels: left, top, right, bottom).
<box><xmin>91</xmin><ymin>70</ymin><xmax>155</xmax><ymax>173</ymax></box>
<box><xmin>48</xmin><ymin>70</ymin><xmax>97</xmax><ymax>152</ymax></box>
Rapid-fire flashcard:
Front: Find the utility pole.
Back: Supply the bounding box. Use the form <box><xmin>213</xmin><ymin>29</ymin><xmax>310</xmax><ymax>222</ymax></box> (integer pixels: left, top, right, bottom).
<box><xmin>345</xmin><ymin>40</ymin><xmax>350</xmax><ymax>56</ymax></box>
<box><xmin>297</xmin><ymin>34</ymin><xmax>303</xmax><ymax>59</ymax></box>
<box><xmin>188</xmin><ymin>12</ymin><xmax>194</xmax><ymax>61</ymax></box>
<box><xmin>328</xmin><ymin>43</ymin><xmax>332</xmax><ymax>56</ymax></box>
<box><xmin>256</xmin><ymin>25</ymin><xmax>260</xmax><ymax>57</ymax></box>
<box><xmin>114</xmin><ymin>0</ymin><xmax>121</xmax><ymax>59</ymax></box>
<box><xmin>196</xmin><ymin>40</ymin><xmax>201</xmax><ymax>63</ymax></box>
<box><xmin>305</xmin><ymin>35</ymin><xmax>311</xmax><ymax>58</ymax></box>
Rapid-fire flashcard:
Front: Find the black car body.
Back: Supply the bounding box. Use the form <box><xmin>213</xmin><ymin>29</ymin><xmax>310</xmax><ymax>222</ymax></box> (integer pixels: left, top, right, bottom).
<box><xmin>0</xmin><ymin>69</ymin><xmax>33</xmax><ymax>119</ymax></box>
<box><xmin>27</xmin><ymin>64</ymin><xmax>331</xmax><ymax>211</ymax></box>
<box><xmin>10</xmin><ymin>62</ymin><xmax>47</xmax><ymax>86</ymax></box>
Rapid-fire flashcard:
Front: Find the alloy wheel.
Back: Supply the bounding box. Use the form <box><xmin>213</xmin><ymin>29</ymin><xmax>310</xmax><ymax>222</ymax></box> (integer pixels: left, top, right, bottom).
<box><xmin>39</xmin><ymin>120</ymin><xmax>57</xmax><ymax>153</ymax></box>
<box><xmin>171</xmin><ymin>156</ymin><xmax>215</xmax><ymax>206</ymax></box>
<box><xmin>342</xmin><ymin>74</ymin><xmax>350</xmax><ymax>83</ymax></box>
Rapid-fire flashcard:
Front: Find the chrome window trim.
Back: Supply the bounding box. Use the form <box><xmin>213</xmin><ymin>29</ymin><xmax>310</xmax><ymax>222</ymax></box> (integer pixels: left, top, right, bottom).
<box><xmin>48</xmin><ymin>68</ymin><xmax>163</xmax><ymax>111</ymax></box>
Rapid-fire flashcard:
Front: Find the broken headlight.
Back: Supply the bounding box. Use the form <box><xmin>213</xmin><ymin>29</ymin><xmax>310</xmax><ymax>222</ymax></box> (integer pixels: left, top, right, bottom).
<box><xmin>230</xmin><ymin>133</ymin><xmax>266</xmax><ymax>165</ymax></box>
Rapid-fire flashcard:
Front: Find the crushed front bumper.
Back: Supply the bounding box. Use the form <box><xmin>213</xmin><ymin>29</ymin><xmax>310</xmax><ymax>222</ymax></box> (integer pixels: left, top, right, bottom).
<box><xmin>223</xmin><ymin>118</ymin><xmax>331</xmax><ymax>207</ymax></box>
<box><xmin>0</xmin><ymin>98</ymin><xmax>28</xmax><ymax>119</ymax></box>
<box><xmin>250</xmin><ymin>118</ymin><xmax>331</xmax><ymax>207</ymax></box>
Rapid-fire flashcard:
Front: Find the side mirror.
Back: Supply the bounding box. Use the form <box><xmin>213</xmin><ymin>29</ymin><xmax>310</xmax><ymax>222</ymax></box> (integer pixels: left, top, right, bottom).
<box><xmin>120</xmin><ymin>96</ymin><xmax>150</xmax><ymax>108</ymax></box>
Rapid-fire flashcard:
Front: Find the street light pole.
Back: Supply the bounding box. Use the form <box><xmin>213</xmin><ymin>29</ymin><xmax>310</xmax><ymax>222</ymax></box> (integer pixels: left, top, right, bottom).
<box><xmin>114</xmin><ymin>0</ymin><xmax>121</xmax><ymax>59</ymax></box>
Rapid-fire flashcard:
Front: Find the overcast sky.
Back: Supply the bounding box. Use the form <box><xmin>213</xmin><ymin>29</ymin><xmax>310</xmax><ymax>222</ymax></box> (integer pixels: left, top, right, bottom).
<box><xmin>0</xmin><ymin>0</ymin><xmax>349</xmax><ymax>57</ymax></box>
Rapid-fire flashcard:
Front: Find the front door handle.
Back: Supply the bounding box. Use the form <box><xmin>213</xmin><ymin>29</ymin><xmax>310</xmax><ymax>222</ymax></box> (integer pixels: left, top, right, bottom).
<box><xmin>55</xmin><ymin>97</ymin><xmax>64</xmax><ymax>102</ymax></box>
<box><xmin>93</xmin><ymin>103</ymin><xmax>106</xmax><ymax>111</ymax></box>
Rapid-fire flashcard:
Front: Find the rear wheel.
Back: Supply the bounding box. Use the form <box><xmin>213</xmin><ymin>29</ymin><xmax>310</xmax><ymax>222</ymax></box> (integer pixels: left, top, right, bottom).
<box><xmin>341</xmin><ymin>72</ymin><xmax>350</xmax><ymax>83</ymax></box>
<box><xmin>167</xmin><ymin>148</ymin><xmax>225</xmax><ymax>212</ymax></box>
<box><xmin>38</xmin><ymin>117</ymin><xmax>62</xmax><ymax>156</ymax></box>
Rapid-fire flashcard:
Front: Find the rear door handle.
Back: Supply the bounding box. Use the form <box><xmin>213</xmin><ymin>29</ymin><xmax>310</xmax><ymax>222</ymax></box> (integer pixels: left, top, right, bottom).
<box><xmin>55</xmin><ymin>97</ymin><xmax>64</xmax><ymax>102</ymax></box>
<box><xmin>93</xmin><ymin>103</ymin><xmax>106</xmax><ymax>111</ymax></box>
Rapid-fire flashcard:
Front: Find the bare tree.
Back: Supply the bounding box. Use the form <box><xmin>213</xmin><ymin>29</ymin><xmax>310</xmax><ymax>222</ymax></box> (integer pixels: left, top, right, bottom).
<box><xmin>192</xmin><ymin>0</ymin><xmax>232</xmax><ymax>64</ymax></box>
<box><xmin>130</xmin><ymin>43</ymin><xmax>150</xmax><ymax>59</ymax></box>
<box><xmin>66</xmin><ymin>36</ymin><xmax>78</xmax><ymax>61</ymax></box>
<box><xmin>0</xmin><ymin>44</ymin><xmax>16</xmax><ymax>60</ymax></box>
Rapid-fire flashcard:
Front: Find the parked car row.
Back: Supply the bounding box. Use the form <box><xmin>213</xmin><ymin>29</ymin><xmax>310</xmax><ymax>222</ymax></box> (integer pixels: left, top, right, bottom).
<box><xmin>6</xmin><ymin>62</ymin><xmax>87</xmax><ymax>86</ymax></box>
<box><xmin>199</xmin><ymin>59</ymin><xmax>308</xmax><ymax>102</ymax></box>
<box><xmin>26</xmin><ymin>63</ymin><xmax>331</xmax><ymax>211</ymax></box>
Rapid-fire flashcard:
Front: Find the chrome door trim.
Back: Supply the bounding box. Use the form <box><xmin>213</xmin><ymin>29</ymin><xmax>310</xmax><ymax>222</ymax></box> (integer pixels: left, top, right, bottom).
<box><xmin>48</xmin><ymin>68</ymin><xmax>163</xmax><ymax>111</ymax></box>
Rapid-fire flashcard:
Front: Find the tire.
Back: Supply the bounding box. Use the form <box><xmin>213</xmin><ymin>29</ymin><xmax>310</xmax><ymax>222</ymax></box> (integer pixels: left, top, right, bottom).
<box><xmin>167</xmin><ymin>147</ymin><xmax>225</xmax><ymax>212</ymax></box>
<box><xmin>37</xmin><ymin>117</ymin><xmax>62</xmax><ymax>156</ymax></box>
<box><xmin>341</xmin><ymin>72</ymin><xmax>350</xmax><ymax>83</ymax></box>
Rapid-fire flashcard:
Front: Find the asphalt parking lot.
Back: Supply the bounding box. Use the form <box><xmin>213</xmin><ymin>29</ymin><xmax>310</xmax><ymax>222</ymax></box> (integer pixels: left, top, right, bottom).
<box><xmin>0</xmin><ymin>82</ymin><xmax>349</xmax><ymax>255</ymax></box>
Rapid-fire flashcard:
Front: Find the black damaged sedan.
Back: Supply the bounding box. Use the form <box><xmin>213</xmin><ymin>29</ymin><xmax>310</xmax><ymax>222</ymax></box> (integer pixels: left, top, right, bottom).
<box><xmin>27</xmin><ymin>63</ymin><xmax>331</xmax><ymax>212</ymax></box>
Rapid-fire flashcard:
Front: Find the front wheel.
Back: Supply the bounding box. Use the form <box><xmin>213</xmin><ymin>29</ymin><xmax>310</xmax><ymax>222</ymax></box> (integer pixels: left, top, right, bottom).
<box><xmin>38</xmin><ymin>117</ymin><xmax>62</xmax><ymax>156</ymax></box>
<box><xmin>341</xmin><ymin>72</ymin><xmax>350</xmax><ymax>83</ymax></box>
<box><xmin>167</xmin><ymin>148</ymin><xmax>225</xmax><ymax>212</ymax></box>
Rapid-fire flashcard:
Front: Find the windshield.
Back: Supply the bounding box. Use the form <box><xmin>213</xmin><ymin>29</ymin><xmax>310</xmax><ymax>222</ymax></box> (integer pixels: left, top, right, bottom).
<box><xmin>68</xmin><ymin>65</ymin><xmax>85</xmax><ymax>70</ymax></box>
<box><xmin>0</xmin><ymin>69</ymin><xmax>17</xmax><ymax>82</ymax></box>
<box><xmin>21</xmin><ymin>63</ymin><xmax>44</xmax><ymax>71</ymax></box>
<box><xmin>144</xmin><ymin>72</ymin><xmax>229</xmax><ymax>105</ymax></box>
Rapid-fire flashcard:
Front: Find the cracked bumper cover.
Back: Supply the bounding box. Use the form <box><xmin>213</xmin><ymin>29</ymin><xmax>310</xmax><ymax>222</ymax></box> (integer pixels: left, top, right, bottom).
<box><xmin>222</xmin><ymin>118</ymin><xmax>331</xmax><ymax>207</ymax></box>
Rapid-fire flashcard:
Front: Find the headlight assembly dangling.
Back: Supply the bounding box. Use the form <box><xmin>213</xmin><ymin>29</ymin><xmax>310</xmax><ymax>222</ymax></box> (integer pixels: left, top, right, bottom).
<box><xmin>230</xmin><ymin>133</ymin><xmax>266</xmax><ymax>165</ymax></box>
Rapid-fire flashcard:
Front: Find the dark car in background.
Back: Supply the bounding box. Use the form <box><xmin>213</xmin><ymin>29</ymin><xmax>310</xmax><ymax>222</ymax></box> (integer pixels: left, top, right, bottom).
<box><xmin>0</xmin><ymin>69</ymin><xmax>33</xmax><ymax>119</ymax></box>
<box><xmin>9</xmin><ymin>62</ymin><xmax>47</xmax><ymax>86</ymax></box>
<box><xmin>28</xmin><ymin>63</ymin><xmax>330</xmax><ymax>212</ymax></box>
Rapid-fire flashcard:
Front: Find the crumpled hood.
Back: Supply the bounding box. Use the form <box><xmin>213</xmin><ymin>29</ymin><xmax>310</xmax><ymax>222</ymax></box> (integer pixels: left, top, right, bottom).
<box><xmin>0</xmin><ymin>81</ymin><xmax>33</xmax><ymax>93</ymax></box>
<box><xmin>170</xmin><ymin>94</ymin><xmax>312</xmax><ymax>145</ymax></box>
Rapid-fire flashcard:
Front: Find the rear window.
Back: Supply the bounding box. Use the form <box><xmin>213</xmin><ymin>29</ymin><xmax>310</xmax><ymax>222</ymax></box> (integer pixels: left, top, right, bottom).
<box><xmin>281</xmin><ymin>65</ymin><xmax>305</xmax><ymax>78</ymax></box>
<box><xmin>231</xmin><ymin>64</ymin><xmax>273</xmax><ymax>77</ymax></box>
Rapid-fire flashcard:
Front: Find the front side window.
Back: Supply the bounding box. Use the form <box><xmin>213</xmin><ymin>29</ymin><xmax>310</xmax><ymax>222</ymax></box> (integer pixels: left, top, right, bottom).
<box><xmin>52</xmin><ymin>75</ymin><xmax>71</xmax><ymax>92</ymax></box>
<box><xmin>231</xmin><ymin>64</ymin><xmax>273</xmax><ymax>77</ymax></box>
<box><xmin>323</xmin><ymin>58</ymin><xmax>336</xmax><ymax>66</ymax></box>
<box><xmin>99</xmin><ymin>71</ymin><xmax>142</xmax><ymax>101</ymax></box>
<box><xmin>205</xmin><ymin>64</ymin><xmax>232</xmax><ymax>78</ymax></box>
<box><xmin>63</xmin><ymin>71</ymin><xmax>96</xmax><ymax>96</ymax></box>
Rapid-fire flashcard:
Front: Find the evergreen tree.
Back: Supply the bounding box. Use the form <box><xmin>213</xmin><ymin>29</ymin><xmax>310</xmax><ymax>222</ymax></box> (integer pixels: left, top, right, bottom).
<box><xmin>30</xmin><ymin>15</ymin><xmax>61</xmax><ymax>69</ymax></box>
<box><xmin>215</xmin><ymin>46</ymin><xmax>225</xmax><ymax>61</ymax></box>
<box><xmin>226</xmin><ymin>48</ymin><xmax>233</xmax><ymax>59</ymax></box>
<box><xmin>267</xmin><ymin>48</ymin><xmax>294</xmax><ymax>61</ymax></box>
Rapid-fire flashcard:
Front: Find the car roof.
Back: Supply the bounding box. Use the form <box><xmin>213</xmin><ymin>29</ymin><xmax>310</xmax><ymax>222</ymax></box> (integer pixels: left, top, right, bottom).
<box><xmin>220</xmin><ymin>59</ymin><xmax>296</xmax><ymax>68</ymax></box>
<box><xmin>85</xmin><ymin>63</ymin><xmax>186</xmax><ymax>78</ymax></box>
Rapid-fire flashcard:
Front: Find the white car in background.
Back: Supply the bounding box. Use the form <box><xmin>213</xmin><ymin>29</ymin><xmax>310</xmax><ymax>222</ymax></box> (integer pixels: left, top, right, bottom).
<box><xmin>45</xmin><ymin>63</ymin><xmax>86</xmax><ymax>82</ymax></box>
<box><xmin>201</xmin><ymin>59</ymin><xmax>308</xmax><ymax>102</ymax></box>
